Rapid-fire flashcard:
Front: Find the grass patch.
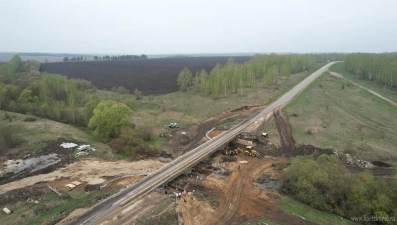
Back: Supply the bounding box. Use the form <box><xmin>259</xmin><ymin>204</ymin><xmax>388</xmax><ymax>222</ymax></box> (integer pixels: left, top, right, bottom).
<box><xmin>134</xmin><ymin>197</ymin><xmax>175</xmax><ymax>225</ymax></box>
<box><xmin>284</xmin><ymin>72</ymin><xmax>397</xmax><ymax>163</ymax></box>
<box><xmin>26</xmin><ymin>191</ymin><xmax>101</xmax><ymax>225</ymax></box>
<box><xmin>278</xmin><ymin>197</ymin><xmax>353</xmax><ymax>225</ymax></box>
<box><xmin>0</xmin><ymin>191</ymin><xmax>101</xmax><ymax>225</ymax></box>
<box><xmin>0</xmin><ymin>110</ymin><xmax>115</xmax><ymax>159</ymax></box>
<box><xmin>330</xmin><ymin>62</ymin><xmax>397</xmax><ymax>103</ymax></box>
<box><xmin>193</xmin><ymin>191</ymin><xmax>219</xmax><ymax>208</ymax></box>
<box><xmin>97</xmin><ymin>63</ymin><xmax>326</xmax><ymax>139</ymax></box>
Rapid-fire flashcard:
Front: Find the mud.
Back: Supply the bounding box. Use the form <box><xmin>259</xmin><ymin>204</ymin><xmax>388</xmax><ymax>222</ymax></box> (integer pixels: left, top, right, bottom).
<box><xmin>254</xmin><ymin>180</ymin><xmax>282</xmax><ymax>190</ymax></box>
<box><xmin>293</xmin><ymin>144</ymin><xmax>335</xmax><ymax>157</ymax></box>
<box><xmin>0</xmin><ymin>139</ymin><xmax>75</xmax><ymax>185</ymax></box>
<box><xmin>273</xmin><ymin>109</ymin><xmax>295</xmax><ymax>157</ymax></box>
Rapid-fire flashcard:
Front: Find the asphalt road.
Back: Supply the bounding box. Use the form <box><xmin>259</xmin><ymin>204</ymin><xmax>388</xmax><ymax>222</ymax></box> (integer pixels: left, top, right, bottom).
<box><xmin>66</xmin><ymin>62</ymin><xmax>337</xmax><ymax>225</ymax></box>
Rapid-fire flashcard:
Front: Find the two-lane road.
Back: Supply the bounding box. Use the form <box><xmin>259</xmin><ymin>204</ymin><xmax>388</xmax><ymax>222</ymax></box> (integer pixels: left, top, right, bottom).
<box><xmin>67</xmin><ymin>62</ymin><xmax>337</xmax><ymax>225</ymax></box>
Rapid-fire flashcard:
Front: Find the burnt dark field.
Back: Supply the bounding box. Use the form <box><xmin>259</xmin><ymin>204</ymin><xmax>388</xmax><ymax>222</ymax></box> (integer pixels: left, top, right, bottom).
<box><xmin>40</xmin><ymin>56</ymin><xmax>251</xmax><ymax>95</ymax></box>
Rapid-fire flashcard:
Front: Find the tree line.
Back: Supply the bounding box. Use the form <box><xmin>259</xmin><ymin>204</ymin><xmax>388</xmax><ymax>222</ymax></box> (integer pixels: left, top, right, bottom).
<box><xmin>63</xmin><ymin>56</ymin><xmax>86</xmax><ymax>62</ymax></box>
<box><xmin>62</xmin><ymin>54</ymin><xmax>148</xmax><ymax>62</ymax></box>
<box><xmin>0</xmin><ymin>55</ymin><xmax>158</xmax><ymax>157</ymax></box>
<box><xmin>344</xmin><ymin>53</ymin><xmax>397</xmax><ymax>88</ymax></box>
<box><xmin>0</xmin><ymin>55</ymin><xmax>93</xmax><ymax>125</ymax></box>
<box><xmin>177</xmin><ymin>53</ymin><xmax>344</xmax><ymax>98</ymax></box>
<box><xmin>92</xmin><ymin>54</ymin><xmax>148</xmax><ymax>61</ymax></box>
<box><xmin>282</xmin><ymin>154</ymin><xmax>397</xmax><ymax>222</ymax></box>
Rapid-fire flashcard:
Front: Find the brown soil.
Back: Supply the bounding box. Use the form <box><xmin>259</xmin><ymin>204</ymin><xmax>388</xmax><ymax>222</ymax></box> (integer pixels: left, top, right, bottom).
<box><xmin>176</xmin><ymin>155</ymin><xmax>313</xmax><ymax>225</ymax></box>
<box><xmin>0</xmin><ymin>158</ymin><xmax>164</xmax><ymax>193</ymax></box>
<box><xmin>274</xmin><ymin>109</ymin><xmax>295</xmax><ymax>157</ymax></box>
<box><xmin>207</xmin><ymin>129</ymin><xmax>225</xmax><ymax>138</ymax></box>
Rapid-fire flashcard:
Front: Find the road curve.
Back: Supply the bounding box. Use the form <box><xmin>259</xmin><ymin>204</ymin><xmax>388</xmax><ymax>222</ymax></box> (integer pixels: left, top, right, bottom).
<box><xmin>66</xmin><ymin>62</ymin><xmax>337</xmax><ymax>225</ymax></box>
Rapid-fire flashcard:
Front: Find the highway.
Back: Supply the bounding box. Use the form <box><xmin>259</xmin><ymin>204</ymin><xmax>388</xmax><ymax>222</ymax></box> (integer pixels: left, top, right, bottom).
<box><xmin>66</xmin><ymin>62</ymin><xmax>337</xmax><ymax>225</ymax></box>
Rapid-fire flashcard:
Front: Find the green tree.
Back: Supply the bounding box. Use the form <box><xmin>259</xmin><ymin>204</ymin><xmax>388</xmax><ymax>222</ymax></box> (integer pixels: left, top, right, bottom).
<box><xmin>88</xmin><ymin>100</ymin><xmax>133</xmax><ymax>139</ymax></box>
<box><xmin>177</xmin><ymin>67</ymin><xmax>193</xmax><ymax>91</ymax></box>
<box><xmin>83</xmin><ymin>92</ymin><xmax>100</xmax><ymax>125</ymax></box>
<box><xmin>18</xmin><ymin>89</ymin><xmax>33</xmax><ymax>103</ymax></box>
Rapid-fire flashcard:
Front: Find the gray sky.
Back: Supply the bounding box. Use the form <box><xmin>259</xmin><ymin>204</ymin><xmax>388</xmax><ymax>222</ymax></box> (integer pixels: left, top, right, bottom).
<box><xmin>1</xmin><ymin>0</ymin><xmax>396</xmax><ymax>54</ymax></box>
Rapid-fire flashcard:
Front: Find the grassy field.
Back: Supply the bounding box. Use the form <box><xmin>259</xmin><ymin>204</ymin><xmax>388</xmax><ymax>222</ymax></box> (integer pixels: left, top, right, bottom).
<box><xmin>0</xmin><ymin>110</ymin><xmax>117</xmax><ymax>159</ymax></box>
<box><xmin>0</xmin><ymin>190</ymin><xmax>102</xmax><ymax>225</ymax></box>
<box><xmin>330</xmin><ymin>62</ymin><xmax>397</xmax><ymax>102</ymax></box>
<box><xmin>284</xmin><ymin>71</ymin><xmax>397</xmax><ymax>163</ymax></box>
<box><xmin>278</xmin><ymin>197</ymin><xmax>353</xmax><ymax>225</ymax></box>
<box><xmin>97</xmin><ymin>63</ymin><xmax>327</xmax><ymax>138</ymax></box>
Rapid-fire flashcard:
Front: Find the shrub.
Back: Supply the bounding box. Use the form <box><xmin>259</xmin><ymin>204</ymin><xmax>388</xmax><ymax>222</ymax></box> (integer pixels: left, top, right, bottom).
<box><xmin>306</xmin><ymin>128</ymin><xmax>314</xmax><ymax>135</ymax></box>
<box><xmin>0</xmin><ymin>126</ymin><xmax>24</xmax><ymax>148</ymax></box>
<box><xmin>139</xmin><ymin>123</ymin><xmax>154</xmax><ymax>142</ymax></box>
<box><xmin>281</xmin><ymin>154</ymin><xmax>397</xmax><ymax>219</ymax></box>
<box><xmin>24</xmin><ymin>116</ymin><xmax>37</xmax><ymax>122</ymax></box>
<box><xmin>134</xmin><ymin>88</ymin><xmax>142</xmax><ymax>100</ymax></box>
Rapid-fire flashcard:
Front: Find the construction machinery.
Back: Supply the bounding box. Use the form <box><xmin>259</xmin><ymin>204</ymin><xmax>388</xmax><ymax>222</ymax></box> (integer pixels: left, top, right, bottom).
<box><xmin>243</xmin><ymin>149</ymin><xmax>260</xmax><ymax>157</ymax></box>
<box><xmin>250</xmin><ymin>150</ymin><xmax>260</xmax><ymax>157</ymax></box>
<box><xmin>261</xmin><ymin>132</ymin><xmax>269</xmax><ymax>138</ymax></box>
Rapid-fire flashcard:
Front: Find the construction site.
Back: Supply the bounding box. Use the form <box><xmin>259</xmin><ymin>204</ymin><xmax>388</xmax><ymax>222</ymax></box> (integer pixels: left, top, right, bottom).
<box><xmin>1</xmin><ymin>97</ymin><xmax>395</xmax><ymax>225</ymax></box>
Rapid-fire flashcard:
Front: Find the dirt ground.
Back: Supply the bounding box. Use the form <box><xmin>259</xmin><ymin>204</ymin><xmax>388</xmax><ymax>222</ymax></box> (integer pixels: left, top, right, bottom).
<box><xmin>176</xmin><ymin>155</ymin><xmax>313</xmax><ymax>225</ymax></box>
<box><xmin>0</xmin><ymin>158</ymin><xmax>164</xmax><ymax>192</ymax></box>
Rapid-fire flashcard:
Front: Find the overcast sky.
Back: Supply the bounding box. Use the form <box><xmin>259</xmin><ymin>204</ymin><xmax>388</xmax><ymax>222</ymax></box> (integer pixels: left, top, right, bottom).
<box><xmin>1</xmin><ymin>0</ymin><xmax>396</xmax><ymax>54</ymax></box>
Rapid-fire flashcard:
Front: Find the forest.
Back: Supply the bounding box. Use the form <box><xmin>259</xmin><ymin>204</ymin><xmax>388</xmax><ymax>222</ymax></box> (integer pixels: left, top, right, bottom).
<box><xmin>344</xmin><ymin>53</ymin><xmax>397</xmax><ymax>88</ymax></box>
<box><xmin>177</xmin><ymin>53</ymin><xmax>345</xmax><ymax>98</ymax></box>
<box><xmin>0</xmin><ymin>55</ymin><xmax>92</xmax><ymax>126</ymax></box>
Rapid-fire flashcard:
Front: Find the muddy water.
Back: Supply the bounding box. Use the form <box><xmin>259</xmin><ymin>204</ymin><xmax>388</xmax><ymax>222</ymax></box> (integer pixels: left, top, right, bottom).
<box><xmin>1</xmin><ymin>153</ymin><xmax>61</xmax><ymax>176</ymax></box>
<box><xmin>254</xmin><ymin>180</ymin><xmax>282</xmax><ymax>189</ymax></box>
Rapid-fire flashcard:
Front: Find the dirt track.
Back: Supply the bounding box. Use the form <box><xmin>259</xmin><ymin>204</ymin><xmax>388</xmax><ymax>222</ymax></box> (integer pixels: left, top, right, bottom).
<box><xmin>177</xmin><ymin>156</ymin><xmax>314</xmax><ymax>225</ymax></box>
<box><xmin>330</xmin><ymin>71</ymin><xmax>397</xmax><ymax>107</ymax></box>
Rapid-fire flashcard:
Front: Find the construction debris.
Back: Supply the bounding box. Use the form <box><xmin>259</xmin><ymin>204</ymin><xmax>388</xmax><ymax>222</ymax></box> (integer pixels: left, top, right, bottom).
<box><xmin>75</xmin><ymin>145</ymin><xmax>95</xmax><ymax>157</ymax></box>
<box><xmin>60</xmin><ymin>142</ymin><xmax>96</xmax><ymax>156</ymax></box>
<box><xmin>238</xmin><ymin>132</ymin><xmax>259</xmax><ymax>141</ymax></box>
<box><xmin>339</xmin><ymin>153</ymin><xmax>375</xmax><ymax>169</ymax></box>
<box><xmin>27</xmin><ymin>197</ymin><xmax>40</xmax><ymax>204</ymax></box>
<box><xmin>60</xmin><ymin>142</ymin><xmax>78</xmax><ymax>149</ymax></box>
<box><xmin>48</xmin><ymin>186</ymin><xmax>63</xmax><ymax>196</ymax></box>
<box><xmin>234</xmin><ymin>138</ymin><xmax>253</xmax><ymax>146</ymax></box>
<box><xmin>65</xmin><ymin>181</ymin><xmax>82</xmax><ymax>190</ymax></box>
<box><xmin>71</xmin><ymin>181</ymin><xmax>82</xmax><ymax>186</ymax></box>
<box><xmin>3</xmin><ymin>207</ymin><xmax>11</xmax><ymax>215</ymax></box>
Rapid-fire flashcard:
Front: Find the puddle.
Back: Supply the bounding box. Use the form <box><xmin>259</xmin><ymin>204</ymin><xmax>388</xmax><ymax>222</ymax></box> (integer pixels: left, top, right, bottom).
<box><xmin>254</xmin><ymin>180</ymin><xmax>282</xmax><ymax>189</ymax></box>
<box><xmin>371</xmin><ymin>161</ymin><xmax>393</xmax><ymax>168</ymax></box>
